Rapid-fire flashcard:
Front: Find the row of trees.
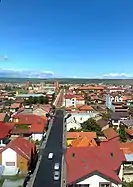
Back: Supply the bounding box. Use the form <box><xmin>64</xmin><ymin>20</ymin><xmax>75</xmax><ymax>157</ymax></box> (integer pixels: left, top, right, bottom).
<box><xmin>24</xmin><ymin>96</ymin><xmax>49</xmax><ymax>105</ymax></box>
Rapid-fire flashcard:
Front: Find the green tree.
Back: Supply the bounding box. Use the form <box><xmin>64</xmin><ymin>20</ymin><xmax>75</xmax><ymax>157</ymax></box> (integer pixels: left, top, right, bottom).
<box><xmin>119</xmin><ymin>125</ymin><xmax>127</xmax><ymax>142</ymax></box>
<box><xmin>69</xmin><ymin>128</ymin><xmax>81</xmax><ymax>132</ymax></box>
<box><xmin>81</xmin><ymin>118</ymin><xmax>103</xmax><ymax>136</ymax></box>
<box><xmin>122</xmin><ymin>181</ymin><xmax>133</xmax><ymax>187</ymax></box>
<box><xmin>38</xmin><ymin>96</ymin><xmax>45</xmax><ymax>104</ymax></box>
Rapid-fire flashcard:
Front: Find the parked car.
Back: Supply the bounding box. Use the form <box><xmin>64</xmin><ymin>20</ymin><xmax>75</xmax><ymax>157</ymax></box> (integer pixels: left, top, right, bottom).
<box><xmin>54</xmin><ymin>163</ymin><xmax>60</xmax><ymax>170</ymax></box>
<box><xmin>53</xmin><ymin>171</ymin><xmax>60</xmax><ymax>180</ymax></box>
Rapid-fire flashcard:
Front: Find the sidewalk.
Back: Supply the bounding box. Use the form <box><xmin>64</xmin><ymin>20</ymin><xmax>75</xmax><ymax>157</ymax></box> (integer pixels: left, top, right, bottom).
<box><xmin>61</xmin><ymin>111</ymin><xmax>67</xmax><ymax>187</ymax></box>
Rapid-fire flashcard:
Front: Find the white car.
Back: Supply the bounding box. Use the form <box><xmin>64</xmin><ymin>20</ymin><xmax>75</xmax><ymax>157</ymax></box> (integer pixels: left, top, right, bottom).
<box><xmin>48</xmin><ymin>152</ymin><xmax>54</xmax><ymax>159</ymax></box>
<box><xmin>53</xmin><ymin>171</ymin><xmax>60</xmax><ymax>180</ymax></box>
<box><xmin>54</xmin><ymin>163</ymin><xmax>60</xmax><ymax>170</ymax></box>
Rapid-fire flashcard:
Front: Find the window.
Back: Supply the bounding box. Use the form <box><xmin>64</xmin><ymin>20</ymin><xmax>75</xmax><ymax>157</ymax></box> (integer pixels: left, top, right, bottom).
<box><xmin>99</xmin><ymin>183</ymin><xmax>111</xmax><ymax>187</ymax></box>
<box><xmin>6</xmin><ymin>162</ymin><xmax>15</xmax><ymax>166</ymax></box>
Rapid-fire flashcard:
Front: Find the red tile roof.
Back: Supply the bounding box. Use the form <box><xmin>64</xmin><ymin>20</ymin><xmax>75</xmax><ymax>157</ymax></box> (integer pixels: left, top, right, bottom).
<box><xmin>0</xmin><ymin>137</ymin><xmax>35</xmax><ymax>160</ymax></box>
<box><xmin>10</xmin><ymin>103</ymin><xmax>21</xmax><ymax>109</ymax></box>
<box><xmin>13</xmin><ymin>113</ymin><xmax>47</xmax><ymax>126</ymax></box>
<box><xmin>103</xmin><ymin>128</ymin><xmax>119</xmax><ymax>141</ymax></box>
<box><xmin>78</xmin><ymin>86</ymin><xmax>104</xmax><ymax>90</ymax></box>
<box><xmin>0</xmin><ymin>122</ymin><xmax>14</xmax><ymax>139</ymax></box>
<box><xmin>66</xmin><ymin>140</ymin><xmax>125</xmax><ymax>184</ymax></box>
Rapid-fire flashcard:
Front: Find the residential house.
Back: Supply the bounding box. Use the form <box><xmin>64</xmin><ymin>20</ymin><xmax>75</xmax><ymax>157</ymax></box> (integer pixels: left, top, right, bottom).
<box><xmin>106</xmin><ymin>87</ymin><xmax>125</xmax><ymax>93</ymax></box>
<box><xmin>0</xmin><ymin>137</ymin><xmax>36</xmax><ymax>175</ymax></box>
<box><xmin>96</xmin><ymin>118</ymin><xmax>109</xmax><ymax>131</ymax></box>
<box><xmin>120</xmin><ymin>142</ymin><xmax>133</xmax><ymax>182</ymax></box>
<box><xmin>10</xmin><ymin>103</ymin><xmax>22</xmax><ymax>113</ymax></box>
<box><xmin>120</xmin><ymin>119</ymin><xmax>133</xmax><ymax>141</ymax></box>
<box><xmin>77</xmin><ymin>86</ymin><xmax>105</xmax><ymax>92</ymax></box>
<box><xmin>66</xmin><ymin>116</ymin><xmax>81</xmax><ymax>131</ymax></box>
<box><xmin>70</xmin><ymin>136</ymin><xmax>97</xmax><ymax>147</ymax></box>
<box><xmin>11</xmin><ymin>113</ymin><xmax>47</xmax><ymax>141</ymax></box>
<box><xmin>33</xmin><ymin>104</ymin><xmax>51</xmax><ymax>117</ymax></box>
<box><xmin>110</xmin><ymin>112</ymin><xmax>130</xmax><ymax>129</ymax></box>
<box><xmin>67</xmin><ymin>132</ymin><xmax>97</xmax><ymax>146</ymax></box>
<box><xmin>0</xmin><ymin>122</ymin><xmax>14</xmax><ymax>146</ymax></box>
<box><xmin>66</xmin><ymin>140</ymin><xmax>125</xmax><ymax>187</ymax></box>
<box><xmin>67</xmin><ymin>112</ymin><xmax>98</xmax><ymax>124</ymax></box>
<box><xmin>122</xmin><ymin>95</ymin><xmax>133</xmax><ymax>106</ymax></box>
<box><xmin>64</xmin><ymin>94</ymin><xmax>85</xmax><ymax>108</ymax></box>
<box><xmin>103</xmin><ymin>128</ymin><xmax>119</xmax><ymax>142</ymax></box>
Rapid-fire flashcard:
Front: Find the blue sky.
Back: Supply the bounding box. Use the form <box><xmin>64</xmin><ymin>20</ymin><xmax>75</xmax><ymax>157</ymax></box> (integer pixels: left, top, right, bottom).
<box><xmin>0</xmin><ymin>0</ymin><xmax>133</xmax><ymax>78</ymax></box>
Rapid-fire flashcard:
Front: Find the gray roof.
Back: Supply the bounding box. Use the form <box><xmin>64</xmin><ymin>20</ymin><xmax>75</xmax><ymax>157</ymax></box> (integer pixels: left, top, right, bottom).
<box><xmin>111</xmin><ymin>112</ymin><xmax>129</xmax><ymax>120</ymax></box>
<box><xmin>16</xmin><ymin>94</ymin><xmax>44</xmax><ymax>98</ymax></box>
<box><xmin>121</xmin><ymin>119</ymin><xmax>133</xmax><ymax>127</ymax></box>
<box><xmin>125</xmin><ymin>154</ymin><xmax>133</xmax><ymax>161</ymax></box>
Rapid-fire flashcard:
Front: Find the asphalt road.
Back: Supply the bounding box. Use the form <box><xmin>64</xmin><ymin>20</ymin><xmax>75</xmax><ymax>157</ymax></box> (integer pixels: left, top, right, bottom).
<box><xmin>33</xmin><ymin>109</ymin><xmax>64</xmax><ymax>187</ymax></box>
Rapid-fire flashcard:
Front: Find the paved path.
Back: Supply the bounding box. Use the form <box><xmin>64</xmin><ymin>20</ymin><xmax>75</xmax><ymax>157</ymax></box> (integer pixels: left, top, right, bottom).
<box><xmin>33</xmin><ymin>109</ymin><xmax>64</xmax><ymax>187</ymax></box>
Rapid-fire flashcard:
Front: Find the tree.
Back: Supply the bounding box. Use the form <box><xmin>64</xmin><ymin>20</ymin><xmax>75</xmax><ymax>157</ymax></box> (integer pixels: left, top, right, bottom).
<box><xmin>81</xmin><ymin>118</ymin><xmax>103</xmax><ymax>136</ymax></box>
<box><xmin>119</xmin><ymin>125</ymin><xmax>127</xmax><ymax>142</ymax></box>
<box><xmin>69</xmin><ymin>128</ymin><xmax>81</xmax><ymax>132</ymax></box>
<box><xmin>38</xmin><ymin>96</ymin><xmax>46</xmax><ymax>104</ymax></box>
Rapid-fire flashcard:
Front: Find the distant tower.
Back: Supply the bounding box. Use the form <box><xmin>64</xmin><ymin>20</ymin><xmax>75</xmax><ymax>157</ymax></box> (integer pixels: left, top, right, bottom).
<box><xmin>40</xmin><ymin>82</ymin><xmax>44</xmax><ymax>90</ymax></box>
<box><xmin>25</xmin><ymin>81</ymin><xmax>31</xmax><ymax>90</ymax></box>
<box><xmin>54</xmin><ymin>81</ymin><xmax>59</xmax><ymax>90</ymax></box>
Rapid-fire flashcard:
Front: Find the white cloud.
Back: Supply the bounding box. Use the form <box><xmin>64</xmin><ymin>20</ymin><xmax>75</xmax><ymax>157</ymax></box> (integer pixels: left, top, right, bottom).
<box><xmin>102</xmin><ymin>73</ymin><xmax>133</xmax><ymax>79</ymax></box>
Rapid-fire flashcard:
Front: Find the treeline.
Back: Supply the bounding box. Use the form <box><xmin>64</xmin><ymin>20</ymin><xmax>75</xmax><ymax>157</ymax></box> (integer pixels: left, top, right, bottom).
<box><xmin>24</xmin><ymin>96</ymin><xmax>49</xmax><ymax>105</ymax></box>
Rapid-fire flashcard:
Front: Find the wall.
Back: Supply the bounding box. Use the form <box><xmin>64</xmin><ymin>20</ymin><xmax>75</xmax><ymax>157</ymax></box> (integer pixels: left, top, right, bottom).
<box><xmin>31</xmin><ymin>133</ymin><xmax>43</xmax><ymax>141</ymax></box>
<box><xmin>17</xmin><ymin>154</ymin><xmax>28</xmax><ymax>173</ymax></box>
<box><xmin>65</xmin><ymin>98</ymin><xmax>76</xmax><ymax>107</ymax></box>
<box><xmin>66</xmin><ymin>121</ymin><xmax>81</xmax><ymax>131</ymax></box>
<box><xmin>71</xmin><ymin>112</ymin><xmax>98</xmax><ymax>123</ymax></box>
<box><xmin>2</xmin><ymin>148</ymin><xmax>17</xmax><ymax>167</ymax></box>
<box><xmin>77</xmin><ymin>174</ymin><xmax>121</xmax><ymax>187</ymax></box>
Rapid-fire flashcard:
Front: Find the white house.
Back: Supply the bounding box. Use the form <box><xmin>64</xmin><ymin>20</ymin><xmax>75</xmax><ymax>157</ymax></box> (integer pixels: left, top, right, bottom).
<box><xmin>66</xmin><ymin>116</ymin><xmax>81</xmax><ymax>131</ymax></box>
<box><xmin>70</xmin><ymin>112</ymin><xmax>98</xmax><ymax>124</ymax></box>
<box><xmin>64</xmin><ymin>94</ymin><xmax>85</xmax><ymax>108</ymax></box>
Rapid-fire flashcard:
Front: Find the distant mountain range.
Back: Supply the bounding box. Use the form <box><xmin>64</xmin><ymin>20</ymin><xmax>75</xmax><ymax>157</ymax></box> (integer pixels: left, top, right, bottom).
<box><xmin>102</xmin><ymin>73</ymin><xmax>133</xmax><ymax>79</ymax></box>
<box><xmin>0</xmin><ymin>69</ymin><xmax>133</xmax><ymax>79</ymax></box>
<box><xmin>0</xmin><ymin>69</ymin><xmax>55</xmax><ymax>78</ymax></box>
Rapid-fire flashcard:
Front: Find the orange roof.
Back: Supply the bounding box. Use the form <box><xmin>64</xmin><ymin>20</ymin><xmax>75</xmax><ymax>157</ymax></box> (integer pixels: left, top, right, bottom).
<box><xmin>67</xmin><ymin>132</ymin><xmax>97</xmax><ymax>139</ymax></box>
<box><xmin>78</xmin><ymin>105</ymin><xmax>93</xmax><ymax>111</ymax></box>
<box><xmin>71</xmin><ymin>136</ymin><xmax>97</xmax><ymax>147</ymax></box>
<box><xmin>78</xmin><ymin>86</ymin><xmax>104</xmax><ymax>90</ymax></box>
<box><xmin>120</xmin><ymin>142</ymin><xmax>133</xmax><ymax>154</ymax></box>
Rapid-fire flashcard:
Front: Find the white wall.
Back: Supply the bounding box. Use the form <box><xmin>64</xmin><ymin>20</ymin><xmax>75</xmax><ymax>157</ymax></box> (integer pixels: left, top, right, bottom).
<box><xmin>77</xmin><ymin>174</ymin><xmax>121</xmax><ymax>187</ymax></box>
<box><xmin>76</xmin><ymin>100</ymin><xmax>85</xmax><ymax>105</ymax></box>
<box><xmin>31</xmin><ymin>133</ymin><xmax>43</xmax><ymax>141</ymax></box>
<box><xmin>2</xmin><ymin>148</ymin><xmax>17</xmax><ymax>167</ymax></box>
<box><xmin>71</xmin><ymin>112</ymin><xmax>98</xmax><ymax>123</ymax></box>
<box><xmin>65</xmin><ymin>98</ymin><xmax>76</xmax><ymax>107</ymax></box>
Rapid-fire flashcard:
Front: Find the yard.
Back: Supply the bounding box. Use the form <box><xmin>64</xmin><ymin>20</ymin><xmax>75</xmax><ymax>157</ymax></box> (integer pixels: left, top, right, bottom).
<box><xmin>0</xmin><ymin>174</ymin><xmax>25</xmax><ymax>187</ymax></box>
